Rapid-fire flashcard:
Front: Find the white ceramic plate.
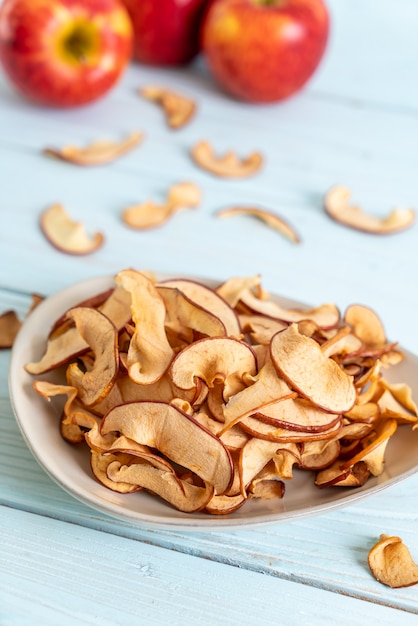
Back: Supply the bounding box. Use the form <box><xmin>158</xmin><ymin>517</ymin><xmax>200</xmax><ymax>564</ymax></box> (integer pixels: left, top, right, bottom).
<box><xmin>9</xmin><ymin>274</ymin><xmax>418</xmax><ymax>531</ymax></box>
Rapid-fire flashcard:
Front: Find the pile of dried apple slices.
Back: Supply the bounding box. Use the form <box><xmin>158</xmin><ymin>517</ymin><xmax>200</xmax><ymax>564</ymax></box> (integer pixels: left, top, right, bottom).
<box><xmin>25</xmin><ymin>269</ymin><xmax>418</xmax><ymax>515</ymax></box>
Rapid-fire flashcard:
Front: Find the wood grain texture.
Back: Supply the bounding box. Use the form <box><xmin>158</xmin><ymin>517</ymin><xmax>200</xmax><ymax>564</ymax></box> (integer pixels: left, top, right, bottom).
<box><xmin>2</xmin><ymin>506</ymin><xmax>418</xmax><ymax>626</ymax></box>
<box><xmin>2</xmin><ymin>0</ymin><xmax>418</xmax><ymax>622</ymax></box>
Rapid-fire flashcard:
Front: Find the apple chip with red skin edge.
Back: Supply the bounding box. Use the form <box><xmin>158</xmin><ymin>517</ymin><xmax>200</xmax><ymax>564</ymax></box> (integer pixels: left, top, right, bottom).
<box><xmin>64</xmin><ymin>307</ymin><xmax>119</xmax><ymax>408</ymax></box>
<box><xmin>43</xmin><ymin>132</ymin><xmax>144</xmax><ymax>166</ymax></box>
<box><xmin>159</xmin><ymin>277</ymin><xmax>241</xmax><ymax>337</ymax></box>
<box><xmin>217</xmin><ymin>206</ymin><xmax>300</xmax><ymax>244</ymax></box>
<box><xmin>24</xmin><ymin>286</ymin><xmax>131</xmax><ymax>376</ymax></box>
<box><xmin>169</xmin><ymin>336</ymin><xmax>257</xmax><ymax>402</ymax></box>
<box><xmin>324</xmin><ymin>186</ymin><xmax>415</xmax><ymax>234</ymax></box>
<box><xmin>107</xmin><ymin>460</ymin><xmax>215</xmax><ymax>513</ymax></box>
<box><xmin>40</xmin><ymin>204</ymin><xmax>104</xmax><ymax>255</ymax></box>
<box><xmin>368</xmin><ymin>534</ymin><xmax>418</xmax><ymax>588</ymax></box>
<box><xmin>191</xmin><ymin>140</ymin><xmax>263</xmax><ymax>178</ymax></box>
<box><xmin>100</xmin><ymin>401</ymin><xmax>234</xmax><ymax>496</ymax></box>
<box><xmin>91</xmin><ymin>452</ymin><xmax>143</xmax><ymax>494</ymax></box>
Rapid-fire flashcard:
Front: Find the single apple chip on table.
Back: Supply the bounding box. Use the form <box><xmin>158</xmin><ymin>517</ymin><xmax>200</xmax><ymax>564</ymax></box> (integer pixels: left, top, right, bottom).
<box><xmin>217</xmin><ymin>206</ymin><xmax>300</xmax><ymax>244</ymax></box>
<box><xmin>43</xmin><ymin>132</ymin><xmax>144</xmax><ymax>166</ymax></box>
<box><xmin>368</xmin><ymin>534</ymin><xmax>418</xmax><ymax>588</ymax></box>
<box><xmin>324</xmin><ymin>185</ymin><xmax>415</xmax><ymax>234</ymax></box>
<box><xmin>40</xmin><ymin>204</ymin><xmax>104</xmax><ymax>255</ymax></box>
<box><xmin>140</xmin><ymin>86</ymin><xmax>196</xmax><ymax>129</ymax></box>
<box><xmin>191</xmin><ymin>140</ymin><xmax>263</xmax><ymax>178</ymax></box>
<box><xmin>0</xmin><ymin>310</ymin><xmax>22</xmax><ymax>349</ymax></box>
<box><xmin>122</xmin><ymin>181</ymin><xmax>201</xmax><ymax>230</ymax></box>
<box><xmin>26</xmin><ymin>268</ymin><xmax>418</xmax><ymax>515</ymax></box>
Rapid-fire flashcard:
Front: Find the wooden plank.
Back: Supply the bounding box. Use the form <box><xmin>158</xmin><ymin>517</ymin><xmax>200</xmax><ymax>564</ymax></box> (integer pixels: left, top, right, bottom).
<box><xmin>1</xmin><ymin>506</ymin><xmax>418</xmax><ymax>626</ymax></box>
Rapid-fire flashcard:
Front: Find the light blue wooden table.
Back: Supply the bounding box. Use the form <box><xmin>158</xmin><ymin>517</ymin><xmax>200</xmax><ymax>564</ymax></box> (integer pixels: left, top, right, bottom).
<box><xmin>2</xmin><ymin>1</ymin><xmax>418</xmax><ymax>623</ymax></box>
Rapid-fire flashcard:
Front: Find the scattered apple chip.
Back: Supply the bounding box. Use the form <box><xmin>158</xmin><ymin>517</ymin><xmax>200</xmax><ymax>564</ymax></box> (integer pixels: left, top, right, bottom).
<box><xmin>368</xmin><ymin>534</ymin><xmax>418</xmax><ymax>588</ymax></box>
<box><xmin>140</xmin><ymin>86</ymin><xmax>196</xmax><ymax>129</ymax></box>
<box><xmin>217</xmin><ymin>206</ymin><xmax>300</xmax><ymax>244</ymax></box>
<box><xmin>122</xmin><ymin>181</ymin><xmax>201</xmax><ymax>230</ymax></box>
<box><xmin>0</xmin><ymin>310</ymin><xmax>22</xmax><ymax>349</ymax></box>
<box><xmin>191</xmin><ymin>140</ymin><xmax>263</xmax><ymax>178</ymax></box>
<box><xmin>40</xmin><ymin>204</ymin><xmax>104</xmax><ymax>255</ymax></box>
<box><xmin>324</xmin><ymin>185</ymin><xmax>415</xmax><ymax>234</ymax></box>
<box><xmin>26</xmin><ymin>268</ymin><xmax>416</xmax><ymax>515</ymax></box>
<box><xmin>43</xmin><ymin>132</ymin><xmax>144</xmax><ymax>166</ymax></box>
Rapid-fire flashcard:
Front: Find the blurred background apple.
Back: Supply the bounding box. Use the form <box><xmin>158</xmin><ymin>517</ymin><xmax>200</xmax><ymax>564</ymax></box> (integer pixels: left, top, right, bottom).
<box><xmin>200</xmin><ymin>0</ymin><xmax>330</xmax><ymax>103</ymax></box>
<box><xmin>0</xmin><ymin>0</ymin><xmax>133</xmax><ymax>107</ymax></box>
<box><xmin>121</xmin><ymin>0</ymin><xmax>209</xmax><ymax>66</ymax></box>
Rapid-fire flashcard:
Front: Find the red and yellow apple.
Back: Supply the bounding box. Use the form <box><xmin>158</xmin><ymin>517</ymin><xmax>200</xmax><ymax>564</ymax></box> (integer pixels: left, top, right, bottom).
<box><xmin>200</xmin><ymin>0</ymin><xmax>330</xmax><ymax>103</ymax></box>
<box><xmin>120</xmin><ymin>0</ymin><xmax>209</xmax><ymax>66</ymax></box>
<box><xmin>0</xmin><ymin>0</ymin><xmax>133</xmax><ymax>107</ymax></box>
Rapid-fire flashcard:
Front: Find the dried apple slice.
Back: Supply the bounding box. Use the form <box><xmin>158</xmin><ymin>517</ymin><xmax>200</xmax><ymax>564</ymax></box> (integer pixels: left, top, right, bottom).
<box><xmin>159</xmin><ymin>278</ymin><xmax>241</xmax><ymax>337</ymax></box>
<box><xmin>315</xmin><ymin>460</ymin><xmax>370</xmax><ymax>488</ymax></box>
<box><xmin>107</xmin><ymin>460</ymin><xmax>214</xmax><ymax>513</ymax></box>
<box><xmin>25</xmin><ymin>286</ymin><xmax>131</xmax><ymax>376</ymax></box>
<box><xmin>344</xmin><ymin>304</ymin><xmax>387</xmax><ymax>349</ymax></box>
<box><xmin>170</xmin><ymin>336</ymin><xmax>257</xmax><ymax>401</ymax></box>
<box><xmin>115</xmin><ymin>269</ymin><xmax>174</xmax><ymax>385</ymax></box>
<box><xmin>190</xmin><ymin>140</ymin><xmax>263</xmax><ymax>178</ymax></box>
<box><xmin>0</xmin><ymin>310</ymin><xmax>22</xmax><ymax>348</ymax></box>
<box><xmin>101</xmin><ymin>401</ymin><xmax>233</xmax><ymax>495</ymax></box>
<box><xmin>338</xmin><ymin>418</ymin><xmax>397</xmax><ymax>477</ymax></box>
<box><xmin>122</xmin><ymin>201</ymin><xmax>172</xmax><ymax>230</ymax></box>
<box><xmin>91</xmin><ymin>452</ymin><xmax>143</xmax><ymax>493</ymax></box>
<box><xmin>43</xmin><ymin>132</ymin><xmax>144</xmax><ymax>166</ymax></box>
<box><xmin>122</xmin><ymin>181</ymin><xmax>201</xmax><ymax>230</ymax></box>
<box><xmin>222</xmin><ymin>356</ymin><xmax>295</xmax><ymax>431</ymax></box>
<box><xmin>157</xmin><ymin>285</ymin><xmax>226</xmax><ymax>339</ymax></box>
<box><xmin>167</xmin><ymin>181</ymin><xmax>201</xmax><ymax>210</ymax></box>
<box><xmin>65</xmin><ymin>307</ymin><xmax>119</xmax><ymax>407</ymax></box>
<box><xmin>40</xmin><ymin>204</ymin><xmax>104</xmax><ymax>255</ymax></box>
<box><xmin>270</xmin><ymin>324</ymin><xmax>356</xmax><ymax>413</ymax></box>
<box><xmin>249</xmin><ymin>463</ymin><xmax>286</xmax><ymax>499</ymax></box>
<box><xmin>140</xmin><ymin>85</ymin><xmax>196</xmax><ymax>129</ymax></box>
<box><xmin>324</xmin><ymin>186</ymin><xmax>415</xmax><ymax>234</ymax></box>
<box><xmin>238</xmin><ymin>289</ymin><xmax>340</xmax><ymax>330</ymax></box>
<box><xmin>217</xmin><ymin>206</ymin><xmax>300</xmax><ymax>244</ymax></box>
<box><xmin>368</xmin><ymin>534</ymin><xmax>418</xmax><ymax>588</ymax></box>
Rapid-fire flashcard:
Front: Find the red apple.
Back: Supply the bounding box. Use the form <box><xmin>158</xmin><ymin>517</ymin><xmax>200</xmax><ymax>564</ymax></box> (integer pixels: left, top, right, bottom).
<box><xmin>120</xmin><ymin>0</ymin><xmax>209</xmax><ymax>66</ymax></box>
<box><xmin>0</xmin><ymin>0</ymin><xmax>133</xmax><ymax>107</ymax></box>
<box><xmin>200</xmin><ymin>0</ymin><xmax>330</xmax><ymax>103</ymax></box>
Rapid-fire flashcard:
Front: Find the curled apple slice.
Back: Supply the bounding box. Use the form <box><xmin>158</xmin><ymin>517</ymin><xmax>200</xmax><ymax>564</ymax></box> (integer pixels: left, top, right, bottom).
<box><xmin>238</xmin><ymin>289</ymin><xmax>340</xmax><ymax>330</ymax></box>
<box><xmin>368</xmin><ymin>534</ymin><xmax>418</xmax><ymax>588</ymax></box>
<box><xmin>43</xmin><ymin>132</ymin><xmax>144</xmax><ymax>166</ymax></box>
<box><xmin>91</xmin><ymin>452</ymin><xmax>142</xmax><ymax>494</ymax></box>
<box><xmin>324</xmin><ymin>186</ymin><xmax>415</xmax><ymax>234</ymax></box>
<box><xmin>270</xmin><ymin>324</ymin><xmax>356</xmax><ymax>413</ymax></box>
<box><xmin>0</xmin><ymin>310</ymin><xmax>22</xmax><ymax>348</ymax></box>
<box><xmin>65</xmin><ymin>307</ymin><xmax>119</xmax><ymax>407</ymax></box>
<box><xmin>191</xmin><ymin>140</ymin><xmax>263</xmax><ymax>178</ymax></box>
<box><xmin>217</xmin><ymin>206</ymin><xmax>300</xmax><ymax>244</ymax></box>
<box><xmin>107</xmin><ymin>460</ymin><xmax>214</xmax><ymax>513</ymax></box>
<box><xmin>140</xmin><ymin>86</ymin><xmax>196</xmax><ymax>129</ymax></box>
<box><xmin>40</xmin><ymin>204</ymin><xmax>104</xmax><ymax>255</ymax></box>
<box><xmin>159</xmin><ymin>278</ymin><xmax>241</xmax><ymax>337</ymax></box>
<box><xmin>115</xmin><ymin>269</ymin><xmax>174</xmax><ymax>385</ymax></box>
<box><xmin>101</xmin><ymin>401</ymin><xmax>233</xmax><ymax>495</ymax></box>
<box><xmin>170</xmin><ymin>336</ymin><xmax>257</xmax><ymax>401</ymax></box>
